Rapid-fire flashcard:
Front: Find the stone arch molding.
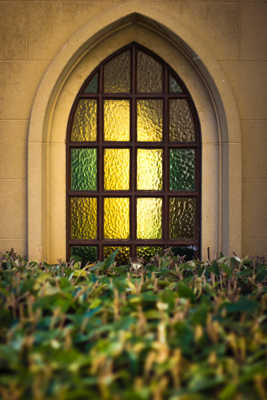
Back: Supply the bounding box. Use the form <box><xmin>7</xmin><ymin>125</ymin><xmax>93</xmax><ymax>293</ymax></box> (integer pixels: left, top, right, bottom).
<box><xmin>28</xmin><ymin>3</ymin><xmax>242</xmax><ymax>262</ymax></box>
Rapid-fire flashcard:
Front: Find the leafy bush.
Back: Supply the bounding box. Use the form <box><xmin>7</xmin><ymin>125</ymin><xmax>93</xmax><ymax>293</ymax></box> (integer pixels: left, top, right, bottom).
<box><xmin>0</xmin><ymin>249</ymin><xmax>266</xmax><ymax>400</ymax></box>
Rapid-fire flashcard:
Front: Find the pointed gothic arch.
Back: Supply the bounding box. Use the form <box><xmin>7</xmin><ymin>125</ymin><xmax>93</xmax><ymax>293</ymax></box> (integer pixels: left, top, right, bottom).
<box><xmin>27</xmin><ymin>9</ymin><xmax>241</xmax><ymax>262</ymax></box>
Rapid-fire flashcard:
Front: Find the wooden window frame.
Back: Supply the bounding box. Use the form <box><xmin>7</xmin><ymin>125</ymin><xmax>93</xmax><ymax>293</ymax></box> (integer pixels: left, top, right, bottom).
<box><xmin>66</xmin><ymin>42</ymin><xmax>201</xmax><ymax>261</ymax></box>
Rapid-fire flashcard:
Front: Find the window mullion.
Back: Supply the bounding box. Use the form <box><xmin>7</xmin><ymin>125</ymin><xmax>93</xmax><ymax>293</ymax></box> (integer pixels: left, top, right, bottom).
<box><xmin>163</xmin><ymin>64</ymin><xmax>169</xmax><ymax>242</ymax></box>
<box><xmin>98</xmin><ymin>64</ymin><xmax>104</xmax><ymax>260</ymax></box>
<box><xmin>131</xmin><ymin>46</ymin><xmax>137</xmax><ymax>257</ymax></box>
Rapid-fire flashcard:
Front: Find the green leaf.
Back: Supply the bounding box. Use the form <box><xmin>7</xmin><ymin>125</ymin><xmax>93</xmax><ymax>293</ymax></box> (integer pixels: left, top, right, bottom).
<box><xmin>177</xmin><ymin>282</ymin><xmax>195</xmax><ymax>302</ymax></box>
<box><xmin>160</xmin><ymin>289</ymin><xmax>177</xmax><ymax>309</ymax></box>
<box><xmin>241</xmin><ymin>362</ymin><xmax>267</xmax><ymax>383</ymax></box>
<box><xmin>114</xmin><ymin>316</ymin><xmax>136</xmax><ymax>331</ymax></box>
<box><xmin>141</xmin><ymin>291</ymin><xmax>158</xmax><ymax>303</ymax></box>
<box><xmin>219</xmin><ymin>383</ymin><xmax>238</xmax><ymax>400</ymax></box>
<box><xmin>189</xmin><ymin>373</ymin><xmax>224</xmax><ymax>391</ymax></box>
<box><xmin>102</xmin><ymin>249</ymin><xmax>119</xmax><ymax>270</ymax></box>
<box><xmin>222</xmin><ymin>297</ymin><xmax>258</xmax><ymax>313</ymax></box>
<box><xmin>189</xmin><ymin>304</ymin><xmax>208</xmax><ymax>325</ymax></box>
<box><xmin>174</xmin><ymin>322</ymin><xmax>194</xmax><ymax>354</ymax></box>
<box><xmin>171</xmin><ymin>393</ymin><xmax>206</xmax><ymax>400</ymax></box>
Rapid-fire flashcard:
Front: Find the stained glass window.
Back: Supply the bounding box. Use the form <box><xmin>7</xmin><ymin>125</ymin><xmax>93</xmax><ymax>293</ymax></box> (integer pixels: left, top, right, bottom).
<box><xmin>67</xmin><ymin>43</ymin><xmax>201</xmax><ymax>264</ymax></box>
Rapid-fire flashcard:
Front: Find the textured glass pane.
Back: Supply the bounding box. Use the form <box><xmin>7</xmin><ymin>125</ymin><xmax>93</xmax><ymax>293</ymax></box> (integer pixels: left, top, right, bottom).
<box><xmin>137</xmin><ymin>149</ymin><xmax>162</xmax><ymax>190</ymax></box>
<box><xmin>169</xmin><ymin>74</ymin><xmax>183</xmax><ymax>93</ymax></box>
<box><xmin>104</xmin><ymin>100</ymin><xmax>130</xmax><ymax>141</ymax></box>
<box><xmin>170</xmin><ymin>149</ymin><xmax>195</xmax><ymax>191</ymax></box>
<box><xmin>137</xmin><ymin>100</ymin><xmax>163</xmax><ymax>142</ymax></box>
<box><xmin>169</xmin><ymin>197</ymin><xmax>196</xmax><ymax>240</ymax></box>
<box><xmin>84</xmin><ymin>74</ymin><xmax>98</xmax><ymax>93</ymax></box>
<box><xmin>71</xmin><ymin>197</ymin><xmax>97</xmax><ymax>239</ymax></box>
<box><xmin>170</xmin><ymin>246</ymin><xmax>196</xmax><ymax>261</ymax></box>
<box><xmin>71</xmin><ymin>246</ymin><xmax>98</xmax><ymax>265</ymax></box>
<box><xmin>137</xmin><ymin>51</ymin><xmax>162</xmax><ymax>93</ymax></box>
<box><xmin>71</xmin><ymin>99</ymin><xmax>97</xmax><ymax>142</ymax></box>
<box><xmin>104</xmin><ymin>198</ymin><xmax>129</xmax><ymax>239</ymax></box>
<box><xmin>136</xmin><ymin>246</ymin><xmax>163</xmax><ymax>262</ymax></box>
<box><xmin>104</xmin><ymin>246</ymin><xmax>130</xmax><ymax>265</ymax></box>
<box><xmin>169</xmin><ymin>99</ymin><xmax>195</xmax><ymax>142</ymax></box>
<box><xmin>137</xmin><ymin>198</ymin><xmax>162</xmax><ymax>239</ymax></box>
<box><xmin>104</xmin><ymin>51</ymin><xmax>130</xmax><ymax>93</ymax></box>
<box><xmin>104</xmin><ymin>149</ymin><xmax>129</xmax><ymax>190</ymax></box>
<box><xmin>71</xmin><ymin>148</ymin><xmax>97</xmax><ymax>191</ymax></box>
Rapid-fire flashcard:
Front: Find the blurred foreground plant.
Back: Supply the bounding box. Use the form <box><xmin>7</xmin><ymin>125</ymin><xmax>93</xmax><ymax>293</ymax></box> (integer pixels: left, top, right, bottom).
<box><xmin>0</xmin><ymin>249</ymin><xmax>266</xmax><ymax>400</ymax></box>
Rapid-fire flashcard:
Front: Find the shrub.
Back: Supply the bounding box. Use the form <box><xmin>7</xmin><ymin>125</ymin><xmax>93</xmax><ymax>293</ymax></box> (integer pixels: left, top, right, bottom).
<box><xmin>0</xmin><ymin>249</ymin><xmax>266</xmax><ymax>399</ymax></box>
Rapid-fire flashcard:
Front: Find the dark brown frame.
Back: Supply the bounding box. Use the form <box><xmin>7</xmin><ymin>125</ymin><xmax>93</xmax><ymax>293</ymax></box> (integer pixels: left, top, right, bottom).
<box><xmin>66</xmin><ymin>42</ymin><xmax>201</xmax><ymax>261</ymax></box>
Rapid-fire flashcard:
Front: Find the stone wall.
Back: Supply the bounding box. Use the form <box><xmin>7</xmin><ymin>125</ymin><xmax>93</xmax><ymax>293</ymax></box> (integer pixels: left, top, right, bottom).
<box><xmin>0</xmin><ymin>0</ymin><xmax>266</xmax><ymax>259</ymax></box>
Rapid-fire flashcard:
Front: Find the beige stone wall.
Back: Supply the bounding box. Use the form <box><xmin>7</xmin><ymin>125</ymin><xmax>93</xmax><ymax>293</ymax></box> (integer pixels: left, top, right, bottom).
<box><xmin>0</xmin><ymin>0</ymin><xmax>266</xmax><ymax>259</ymax></box>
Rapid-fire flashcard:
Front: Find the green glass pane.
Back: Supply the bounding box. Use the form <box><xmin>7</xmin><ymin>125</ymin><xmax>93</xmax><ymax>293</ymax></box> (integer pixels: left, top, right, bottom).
<box><xmin>71</xmin><ymin>197</ymin><xmax>97</xmax><ymax>239</ymax></box>
<box><xmin>137</xmin><ymin>51</ymin><xmax>162</xmax><ymax>93</ymax></box>
<box><xmin>104</xmin><ymin>198</ymin><xmax>129</xmax><ymax>239</ymax></box>
<box><xmin>136</xmin><ymin>246</ymin><xmax>163</xmax><ymax>262</ymax></box>
<box><xmin>84</xmin><ymin>73</ymin><xmax>98</xmax><ymax>93</ymax></box>
<box><xmin>169</xmin><ymin>99</ymin><xmax>195</xmax><ymax>142</ymax></box>
<box><xmin>104</xmin><ymin>51</ymin><xmax>130</xmax><ymax>93</ymax></box>
<box><xmin>137</xmin><ymin>198</ymin><xmax>162</xmax><ymax>239</ymax></box>
<box><xmin>71</xmin><ymin>148</ymin><xmax>97</xmax><ymax>191</ymax></box>
<box><xmin>169</xmin><ymin>197</ymin><xmax>196</xmax><ymax>240</ymax></box>
<box><xmin>170</xmin><ymin>246</ymin><xmax>196</xmax><ymax>261</ymax></box>
<box><xmin>169</xmin><ymin>74</ymin><xmax>183</xmax><ymax>94</ymax></box>
<box><xmin>137</xmin><ymin>99</ymin><xmax>163</xmax><ymax>142</ymax></box>
<box><xmin>104</xmin><ymin>100</ymin><xmax>130</xmax><ymax>141</ymax></box>
<box><xmin>71</xmin><ymin>99</ymin><xmax>97</xmax><ymax>142</ymax></box>
<box><xmin>104</xmin><ymin>149</ymin><xmax>129</xmax><ymax>190</ymax></box>
<box><xmin>170</xmin><ymin>149</ymin><xmax>195</xmax><ymax>191</ymax></box>
<box><xmin>71</xmin><ymin>246</ymin><xmax>98</xmax><ymax>266</ymax></box>
<box><xmin>104</xmin><ymin>246</ymin><xmax>130</xmax><ymax>265</ymax></box>
<box><xmin>137</xmin><ymin>149</ymin><xmax>162</xmax><ymax>190</ymax></box>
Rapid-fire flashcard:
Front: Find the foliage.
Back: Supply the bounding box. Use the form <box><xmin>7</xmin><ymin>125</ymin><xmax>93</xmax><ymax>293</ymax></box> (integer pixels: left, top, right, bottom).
<box><xmin>0</xmin><ymin>249</ymin><xmax>266</xmax><ymax>400</ymax></box>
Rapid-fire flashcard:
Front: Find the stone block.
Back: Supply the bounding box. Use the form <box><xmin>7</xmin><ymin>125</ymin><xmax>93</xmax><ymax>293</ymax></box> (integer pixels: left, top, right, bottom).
<box><xmin>240</xmin><ymin>1</ymin><xmax>267</xmax><ymax>60</ymax></box>
<box><xmin>0</xmin><ymin>179</ymin><xmax>26</xmax><ymax>239</ymax></box>
<box><xmin>27</xmin><ymin>0</ymin><xmax>115</xmax><ymax>60</ymax></box>
<box><xmin>0</xmin><ymin>239</ymin><xmax>26</xmax><ymax>257</ymax></box>
<box><xmin>243</xmin><ymin>178</ymin><xmax>267</xmax><ymax>239</ymax></box>
<box><xmin>0</xmin><ymin>120</ymin><xmax>27</xmax><ymax>179</ymax></box>
<box><xmin>177</xmin><ymin>0</ymin><xmax>240</xmax><ymax>59</ymax></box>
<box><xmin>0</xmin><ymin>61</ymin><xmax>47</xmax><ymax>119</ymax></box>
<box><xmin>243</xmin><ymin>236</ymin><xmax>267</xmax><ymax>258</ymax></box>
<box><xmin>220</xmin><ymin>60</ymin><xmax>267</xmax><ymax>119</ymax></box>
<box><xmin>0</xmin><ymin>2</ymin><xmax>28</xmax><ymax>60</ymax></box>
<box><xmin>221</xmin><ymin>142</ymin><xmax>242</xmax><ymax>255</ymax></box>
<box><xmin>242</xmin><ymin>119</ymin><xmax>267</xmax><ymax>179</ymax></box>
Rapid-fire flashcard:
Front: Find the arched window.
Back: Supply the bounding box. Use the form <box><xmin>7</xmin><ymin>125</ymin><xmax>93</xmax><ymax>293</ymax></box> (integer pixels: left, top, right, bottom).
<box><xmin>66</xmin><ymin>43</ymin><xmax>201</xmax><ymax>264</ymax></box>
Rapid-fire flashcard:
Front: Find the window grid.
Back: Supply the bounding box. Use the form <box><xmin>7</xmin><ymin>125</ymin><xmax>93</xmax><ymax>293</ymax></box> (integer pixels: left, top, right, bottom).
<box><xmin>66</xmin><ymin>43</ymin><xmax>201</xmax><ymax>262</ymax></box>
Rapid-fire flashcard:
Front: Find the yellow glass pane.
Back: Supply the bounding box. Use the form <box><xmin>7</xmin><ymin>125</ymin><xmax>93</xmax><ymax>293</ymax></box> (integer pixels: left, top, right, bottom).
<box><xmin>137</xmin><ymin>100</ymin><xmax>163</xmax><ymax>142</ymax></box>
<box><xmin>137</xmin><ymin>149</ymin><xmax>162</xmax><ymax>190</ymax></box>
<box><xmin>71</xmin><ymin>99</ymin><xmax>97</xmax><ymax>142</ymax></box>
<box><xmin>104</xmin><ymin>100</ymin><xmax>130</xmax><ymax>141</ymax></box>
<box><xmin>104</xmin><ymin>246</ymin><xmax>130</xmax><ymax>265</ymax></box>
<box><xmin>70</xmin><ymin>197</ymin><xmax>97</xmax><ymax>239</ymax></box>
<box><xmin>104</xmin><ymin>149</ymin><xmax>130</xmax><ymax>190</ymax></box>
<box><xmin>104</xmin><ymin>198</ymin><xmax>129</xmax><ymax>239</ymax></box>
<box><xmin>137</xmin><ymin>198</ymin><xmax>162</xmax><ymax>239</ymax></box>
